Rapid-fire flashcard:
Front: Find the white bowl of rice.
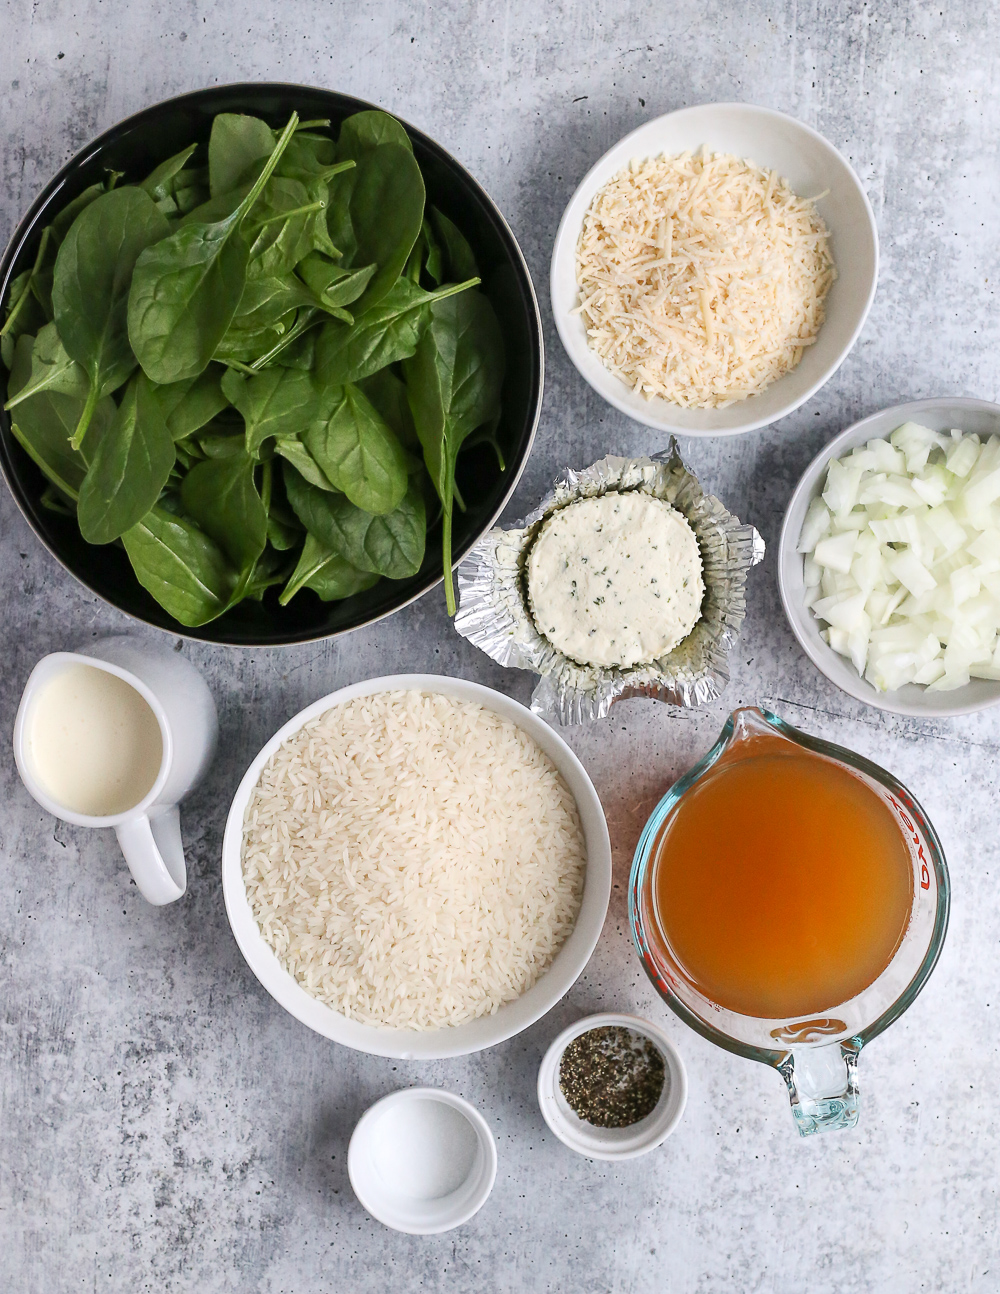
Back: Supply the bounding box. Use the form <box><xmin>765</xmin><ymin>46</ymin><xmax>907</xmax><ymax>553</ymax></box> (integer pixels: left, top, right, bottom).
<box><xmin>550</xmin><ymin>102</ymin><xmax>878</xmax><ymax>436</ymax></box>
<box><xmin>222</xmin><ymin>674</ymin><xmax>612</xmax><ymax>1058</ymax></box>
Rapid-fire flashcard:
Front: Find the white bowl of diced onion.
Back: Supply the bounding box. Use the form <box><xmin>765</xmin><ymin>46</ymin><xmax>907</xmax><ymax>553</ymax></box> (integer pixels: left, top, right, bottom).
<box><xmin>778</xmin><ymin>398</ymin><xmax>1000</xmax><ymax>717</ymax></box>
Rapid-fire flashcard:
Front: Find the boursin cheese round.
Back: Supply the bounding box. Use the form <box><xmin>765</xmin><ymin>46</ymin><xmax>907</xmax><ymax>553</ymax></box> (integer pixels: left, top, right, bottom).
<box><xmin>526</xmin><ymin>492</ymin><xmax>705</xmax><ymax>668</ymax></box>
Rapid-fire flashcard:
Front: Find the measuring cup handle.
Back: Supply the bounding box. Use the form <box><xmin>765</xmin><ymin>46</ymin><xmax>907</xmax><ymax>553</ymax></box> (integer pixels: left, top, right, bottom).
<box><xmin>115</xmin><ymin>806</ymin><xmax>187</xmax><ymax>906</ymax></box>
<box><xmin>778</xmin><ymin>1041</ymin><xmax>861</xmax><ymax>1137</ymax></box>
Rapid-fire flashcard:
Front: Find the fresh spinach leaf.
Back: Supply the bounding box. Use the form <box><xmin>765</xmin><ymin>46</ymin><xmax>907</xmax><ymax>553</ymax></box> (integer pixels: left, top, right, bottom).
<box><xmin>10</xmin><ymin>418</ymin><xmax>83</xmax><ymax>503</ymax></box>
<box><xmin>128</xmin><ymin>113</ymin><xmax>299</xmax><ymax>385</ymax></box>
<box><xmin>1</xmin><ymin>232</ymin><xmax>51</xmax><ymax>357</ymax></box>
<box><xmin>179</xmin><ymin>447</ymin><xmax>267</xmax><ymax>583</ymax></box>
<box><xmin>214</xmin><ymin>319</ymin><xmax>293</xmax><ymax>366</ymax></box>
<box><xmin>151</xmin><ymin>365</ymin><xmax>230</xmax><ymax>440</ymax></box>
<box><xmin>50</xmin><ymin>183</ymin><xmax>108</xmax><ymax>244</ymax></box>
<box><xmin>405</xmin><ymin>292</ymin><xmax>505</xmax><ymax>493</ymax></box>
<box><xmin>141</xmin><ymin>144</ymin><xmax>199</xmax><ymax>202</ymax></box>
<box><xmin>242</xmin><ymin>307</ymin><xmax>323</xmax><ymax>370</ymax></box>
<box><xmin>315</xmin><ymin>276</ymin><xmax>479</xmax><ymax>387</ymax></box>
<box><xmin>297</xmin><ymin>255</ymin><xmax>376</xmax><ymax>309</ymax></box>
<box><xmin>261</xmin><ymin>461</ymin><xmax>304</xmax><ymax>550</ymax></box>
<box><xmin>2</xmin><ymin>283</ymin><xmax>42</xmax><ymax>369</ymax></box>
<box><xmin>422</xmin><ymin>217</ymin><xmax>443</xmax><ymax>284</ymax></box>
<box><xmin>403</xmin><ymin>218</ymin><xmax>444</xmax><ymax>287</ymax></box>
<box><xmin>2</xmin><ymin>269</ymin><xmax>34</xmax><ymax>336</ymax></box>
<box><xmin>168</xmin><ymin>172</ymin><xmax>211</xmax><ymax>217</ymax></box>
<box><xmin>122</xmin><ymin>505</ymin><xmax>237</xmax><ymax>626</ymax></box>
<box><xmin>246</xmin><ymin>175</ymin><xmax>329</xmax><ymax>276</ymax></box>
<box><xmin>431</xmin><ymin>207</ymin><xmax>480</xmax><ymax>282</ymax></box>
<box><xmin>4</xmin><ymin>322</ymin><xmax>89</xmax><ymax>409</ymax></box>
<box><xmin>356</xmin><ymin>367</ymin><xmax>419</xmax><ymax>448</ymax></box>
<box><xmin>278</xmin><ymin>131</ymin><xmax>338</xmax><ymax>180</ymax></box>
<box><xmin>403</xmin><ymin>231</ymin><xmax>424</xmax><ymax>284</ymax></box>
<box><xmin>8</xmin><ymin>403</ymin><xmax>107</xmax><ymax>504</ymax></box>
<box><xmin>222</xmin><ymin>365</ymin><xmax>330</xmax><ymax>452</ymax></box>
<box><xmin>336</xmin><ymin>111</ymin><xmax>412</xmax><ymax>162</ymax></box>
<box><xmin>208</xmin><ymin>114</ymin><xmax>275</xmax><ymax>197</ymax></box>
<box><xmin>349</xmin><ymin>144</ymin><xmax>425</xmax><ymax>310</ymax></box>
<box><xmin>404</xmin><ymin>290</ymin><xmax>504</xmax><ymax>612</ymax></box>
<box><xmin>242</xmin><ymin>548</ymin><xmax>292</xmax><ymax>601</ymax></box>
<box><xmin>325</xmin><ymin>169</ymin><xmax>358</xmax><ymax>265</ymax></box>
<box><xmin>197</xmin><ymin>425</ymin><xmax>247</xmax><ymax>458</ymax></box>
<box><xmin>303</xmin><ymin>176</ymin><xmax>346</xmax><ymax>261</ymax></box>
<box><xmin>279</xmin><ymin>532</ymin><xmax>378</xmax><ymax>604</ymax></box>
<box><xmin>267</xmin><ymin>515</ymin><xmax>303</xmax><ymax>551</ymax></box>
<box><xmin>284</xmin><ymin>464</ymin><xmax>425</xmax><ymax>578</ymax></box>
<box><xmin>77</xmin><ymin>373</ymin><xmax>176</xmax><ymax>544</ymax></box>
<box><xmin>174</xmin><ymin>439</ymin><xmax>206</xmax><ymax>472</ymax></box>
<box><xmin>52</xmin><ymin>185</ymin><xmax>170</xmax><ymax>447</ymax></box>
<box><xmin>404</xmin><ymin>217</ymin><xmax>443</xmax><ymax>286</ymax></box>
<box><xmin>274</xmin><ymin>436</ymin><xmax>338</xmax><ymax>490</ymax></box>
<box><xmin>6</xmin><ymin>333</ymin><xmax>112</xmax><ymax>498</ymax></box>
<box><xmin>229</xmin><ymin>271</ymin><xmax>353</xmax><ymax>334</ymax></box>
<box><xmin>29</xmin><ymin>267</ymin><xmax>55</xmax><ymax>319</ymax></box>
<box><xmin>178</xmin><ymin>184</ymin><xmax>248</xmax><ymax>228</ymax></box>
<box><xmin>7</xmin><ymin>331</ymin><xmax>33</xmax><ymax>397</ymax></box>
<box><xmin>272</xmin><ymin>326</ymin><xmax>317</xmax><ymax>371</ymax></box>
<box><xmin>1</xmin><ymin>330</ymin><xmax>16</xmax><ymax>372</ymax></box>
<box><xmin>232</xmin><ymin>273</ymin><xmax>317</xmax><ymax>330</ymax></box>
<box><xmin>28</xmin><ymin>183</ymin><xmax>110</xmax><ymax>321</ymax></box>
<box><xmin>303</xmin><ymin>383</ymin><xmax>408</xmax><ymax>514</ymax></box>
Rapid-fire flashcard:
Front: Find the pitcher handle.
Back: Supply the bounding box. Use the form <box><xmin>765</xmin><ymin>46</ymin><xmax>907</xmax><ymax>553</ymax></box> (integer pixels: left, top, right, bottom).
<box><xmin>778</xmin><ymin>1041</ymin><xmax>860</xmax><ymax>1136</ymax></box>
<box><xmin>115</xmin><ymin>806</ymin><xmax>186</xmax><ymax>906</ymax></box>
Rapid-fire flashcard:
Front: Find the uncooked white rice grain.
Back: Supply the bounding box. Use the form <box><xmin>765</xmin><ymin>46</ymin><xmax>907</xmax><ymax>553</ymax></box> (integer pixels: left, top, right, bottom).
<box><xmin>241</xmin><ymin>690</ymin><xmax>587</xmax><ymax>1030</ymax></box>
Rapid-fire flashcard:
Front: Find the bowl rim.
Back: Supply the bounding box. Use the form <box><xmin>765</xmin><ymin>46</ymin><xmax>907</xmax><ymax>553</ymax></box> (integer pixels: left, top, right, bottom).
<box><xmin>221</xmin><ymin>672</ymin><xmax>613</xmax><ymax>1059</ymax></box>
<box><xmin>536</xmin><ymin>1011</ymin><xmax>688</xmax><ymax>1160</ymax></box>
<box><xmin>0</xmin><ymin>81</ymin><xmax>544</xmax><ymax>646</ymax></box>
<box><xmin>549</xmin><ymin>101</ymin><xmax>879</xmax><ymax>438</ymax></box>
<box><xmin>778</xmin><ymin>395</ymin><xmax>1000</xmax><ymax>717</ymax></box>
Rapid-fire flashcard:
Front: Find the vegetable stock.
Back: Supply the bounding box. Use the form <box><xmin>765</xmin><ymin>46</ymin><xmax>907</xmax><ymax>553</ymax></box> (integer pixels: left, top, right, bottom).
<box><xmin>652</xmin><ymin>749</ymin><xmax>913</xmax><ymax>1019</ymax></box>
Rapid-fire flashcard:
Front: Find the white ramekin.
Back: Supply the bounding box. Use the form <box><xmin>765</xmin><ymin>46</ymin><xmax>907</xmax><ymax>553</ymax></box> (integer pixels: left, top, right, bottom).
<box><xmin>537</xmin><ymin>1012</ymin><xmax>688</xmax><ymax>1160</ymax></box>
<box><xmin>348</xmin><ymin>1087</ymin><xmax>497</xmax><ymax>1234</ymax></box>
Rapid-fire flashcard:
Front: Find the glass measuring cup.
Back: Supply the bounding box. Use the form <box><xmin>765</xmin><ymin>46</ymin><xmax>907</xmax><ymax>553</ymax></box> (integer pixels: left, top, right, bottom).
<box><xmin>629</xmin><ymin>706</ymin><xmax>949</xmax><ymax>1136</ymax></box>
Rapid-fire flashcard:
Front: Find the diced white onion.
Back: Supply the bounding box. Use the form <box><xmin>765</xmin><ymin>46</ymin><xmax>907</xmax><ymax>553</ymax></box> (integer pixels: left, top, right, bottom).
<box><xmin>797</xmin><ymin>496</ymin><xmax>832</xmax><ymax>553</ymax></box>
<box><xmin>813</xmin><ymin>530</ymin><xmax>857</xmax><ymax>573</ymax></box>
<box><xmin>946</xmin><ymin>435</ymin><xmax>980</xmax><ymax>477</ymax></box>
<box><xmin>799</xmin><ymin>423</ymin><xmax>1000</xmax><ymax>691</ymax></box>
<box><xmin>822</xmin><ymin>460</ymin><xmax>863</xmax><ymax>517</ymax></box>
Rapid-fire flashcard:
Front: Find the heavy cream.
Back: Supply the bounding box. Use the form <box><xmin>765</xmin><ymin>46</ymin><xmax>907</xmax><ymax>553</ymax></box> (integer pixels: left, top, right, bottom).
<box><xmin>26</xmin><ymin>664</ymin><xmax>163</xmax><ymax>816</ymax></box>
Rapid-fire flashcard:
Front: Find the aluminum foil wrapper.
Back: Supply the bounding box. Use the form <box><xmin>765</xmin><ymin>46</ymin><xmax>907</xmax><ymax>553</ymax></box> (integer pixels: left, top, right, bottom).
<box><xmin>454</xmin><ymin>440</ymin><xmax>765</xmax><ymax>725</ymax></box>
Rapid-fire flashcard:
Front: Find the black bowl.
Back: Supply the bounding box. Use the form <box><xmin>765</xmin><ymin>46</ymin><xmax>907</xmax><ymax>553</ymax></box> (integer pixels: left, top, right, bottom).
<box><xmin>0</xmin><ymin>84</ymin><xmax>543</xmax><ymax>645</ymax></box>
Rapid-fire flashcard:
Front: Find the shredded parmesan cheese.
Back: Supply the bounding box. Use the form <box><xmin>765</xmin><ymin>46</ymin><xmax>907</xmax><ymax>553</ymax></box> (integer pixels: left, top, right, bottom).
<box><xmin>575</xmin><ymin>150</ymin><xmax>836</xmax><ymax>408</ymax></box>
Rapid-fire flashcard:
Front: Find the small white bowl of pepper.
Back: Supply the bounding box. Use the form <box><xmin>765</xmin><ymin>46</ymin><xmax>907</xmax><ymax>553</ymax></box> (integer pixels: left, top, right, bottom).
<box><xmin>537</xmin><ymin>1012</ymin><xmax>688</xmax><ymax>1160</ymax></box>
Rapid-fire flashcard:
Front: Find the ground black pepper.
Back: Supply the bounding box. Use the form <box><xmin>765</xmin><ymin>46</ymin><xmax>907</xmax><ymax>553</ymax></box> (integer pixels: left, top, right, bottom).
<box><xmin>558</xmin><ymin>1025</ymin><xmax>667</xmax><ymax>1128</ymax></box>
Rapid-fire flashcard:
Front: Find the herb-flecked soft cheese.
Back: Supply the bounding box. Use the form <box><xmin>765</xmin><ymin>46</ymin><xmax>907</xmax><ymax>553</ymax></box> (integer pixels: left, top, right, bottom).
<box><xmin>526</xmin><ymin>492</ymin><xmax>705</xmax><ymax>668</ymax></box>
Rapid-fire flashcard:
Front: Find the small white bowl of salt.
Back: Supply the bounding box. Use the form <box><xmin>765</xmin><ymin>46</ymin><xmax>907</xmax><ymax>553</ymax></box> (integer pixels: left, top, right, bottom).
<box><xmin>348</xmin><ymin>1088</ymin><xmax>498</xmax><ymax>1234</ymax></box>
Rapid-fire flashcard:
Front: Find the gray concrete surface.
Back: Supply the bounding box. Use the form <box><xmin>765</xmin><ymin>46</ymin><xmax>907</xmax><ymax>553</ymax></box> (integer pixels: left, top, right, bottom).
<box><xmin>2</xmin><ymin>2</ymin><xmax>999</xmax><ymax>1290</ymax></box>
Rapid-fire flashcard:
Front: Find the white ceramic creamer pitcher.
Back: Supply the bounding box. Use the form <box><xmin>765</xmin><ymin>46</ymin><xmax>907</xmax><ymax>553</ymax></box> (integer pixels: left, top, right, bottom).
<box><xmin>13</xmin><ymin>636</ymin><xmax>217</xmax><ymax>906</ymax></box>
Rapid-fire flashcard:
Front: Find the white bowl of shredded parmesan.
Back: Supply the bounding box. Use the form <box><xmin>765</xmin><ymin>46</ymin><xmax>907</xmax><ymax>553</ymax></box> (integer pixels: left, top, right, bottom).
<box><xmin>551</xmin><ymin>103</ymin><xmax>878</xmax><ymax>436</ymax></box>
